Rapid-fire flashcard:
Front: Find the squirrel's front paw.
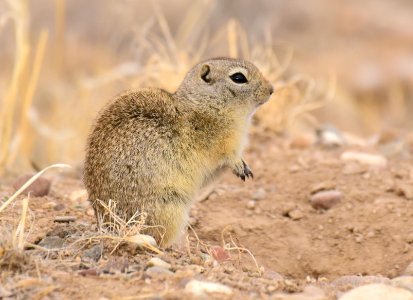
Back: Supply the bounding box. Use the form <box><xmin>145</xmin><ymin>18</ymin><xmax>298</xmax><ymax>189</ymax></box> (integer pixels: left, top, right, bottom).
<box><xmin>233</xmin><ymin>159</ymin><xmax>253</xmax><ymax>181</ymax></box>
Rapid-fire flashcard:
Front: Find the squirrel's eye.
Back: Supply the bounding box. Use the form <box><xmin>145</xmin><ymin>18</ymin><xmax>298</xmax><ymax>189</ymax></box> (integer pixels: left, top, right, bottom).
<box><xmin>230</xmin><ymin>72</ymin><xmax>248</xmax><ymax>84</ymax></box>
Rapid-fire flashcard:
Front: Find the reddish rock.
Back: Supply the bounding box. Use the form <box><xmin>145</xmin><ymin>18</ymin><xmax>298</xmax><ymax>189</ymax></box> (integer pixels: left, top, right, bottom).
<box><xmin>210</xmin><ymin>246</ymin><xmax>231</xmax><ymax>262</ymax></box>
<box><xmin>310</xmin><ymin>190</ymin><xmax>343</xmax><ymax>210</ymax></box>
<box><xmin>13</xmin><ymin>174</ymin><xmax>51</xmax><ymax>197</ymax></box>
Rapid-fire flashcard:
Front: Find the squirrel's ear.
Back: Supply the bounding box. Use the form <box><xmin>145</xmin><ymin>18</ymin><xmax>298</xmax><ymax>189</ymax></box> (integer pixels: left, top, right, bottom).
<box><xmin>200</xmin><ymin>64</ymin><xmax>212</xmax><ymax>83</ymax></box>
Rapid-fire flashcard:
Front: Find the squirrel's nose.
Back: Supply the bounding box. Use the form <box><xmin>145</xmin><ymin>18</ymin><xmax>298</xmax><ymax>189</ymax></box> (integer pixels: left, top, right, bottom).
<box><xmin>269</xmin><ymin>85</ymin><xmax>274</xmax><ymax>95</ymax></box>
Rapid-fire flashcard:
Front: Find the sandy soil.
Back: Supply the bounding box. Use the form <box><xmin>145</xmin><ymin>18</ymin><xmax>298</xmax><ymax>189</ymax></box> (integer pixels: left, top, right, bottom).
<box><xmin>1</xmin><ymin>129</ymin><xmax>413</xmax><ymax>299</ymax></box>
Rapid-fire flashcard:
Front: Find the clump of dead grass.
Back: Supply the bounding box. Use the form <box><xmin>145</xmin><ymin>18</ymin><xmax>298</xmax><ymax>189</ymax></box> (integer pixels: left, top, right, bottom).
<box><xmin>0</xmin><ymin>226</ymin><xmax>32</xmax><ymax>274</ymax></box>
<box><xmin>87</xmin><ymin>199</ymin><xmax>163</xmax><ymax>254</ymax></box>
<box><xmin>0</xmin><ymin>164</ymin><xmax>70</xmax><ymax>278</ymax></box>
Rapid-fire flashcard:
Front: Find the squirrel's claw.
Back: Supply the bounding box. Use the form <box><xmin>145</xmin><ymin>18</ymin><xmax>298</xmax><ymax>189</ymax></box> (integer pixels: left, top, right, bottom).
<box><xmin>234</xmin><ymin>159</ymin><xmax>253</xmax><ymax>181</ymax></box>
<box><xmin>243</xmin><ymin>160</ymin><xmax>253</xmax><ymax>179</ymax></box>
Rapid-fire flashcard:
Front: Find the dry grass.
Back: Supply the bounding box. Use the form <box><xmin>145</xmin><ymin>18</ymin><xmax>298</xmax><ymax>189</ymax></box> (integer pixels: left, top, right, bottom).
<box><xmin>0</xmin><ymin>0</ymin><xmax>328</xmax><ymax>175</ymax></box>
<box><xmin>0</xmin><ymin>164</ymin><xmax>70</xmax><ymax>278</ymax></box>
<box><xmin>0</xmin><ymin>0</ymin><xmax>49</xmax><ymax>173</ymax></box>
<box><xmin>89</xmin><ymin>199</ymin><xmax>163</xmax><ymax>254</ymax></box>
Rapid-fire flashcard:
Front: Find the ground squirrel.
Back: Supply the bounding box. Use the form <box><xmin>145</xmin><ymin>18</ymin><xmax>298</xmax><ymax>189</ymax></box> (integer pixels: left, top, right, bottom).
<box><xmin>84</xmin><ymin>57</ymin><xmax>273</xmax><ymax>246</ymax></box>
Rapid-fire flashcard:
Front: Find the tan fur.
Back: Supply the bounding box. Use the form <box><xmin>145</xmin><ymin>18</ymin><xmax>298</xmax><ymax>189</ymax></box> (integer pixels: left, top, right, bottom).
<box><xmin>83</xmin><ymin>57</ymin><xmax>273</xmax><ymax>246</ymax></box>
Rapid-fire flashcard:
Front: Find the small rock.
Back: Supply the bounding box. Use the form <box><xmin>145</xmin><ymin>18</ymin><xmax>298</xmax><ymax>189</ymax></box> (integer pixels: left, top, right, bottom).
<box><xmin>403</xmin><ymin>262</ymin><xmax>413</xmax><ymax>276</ymax></box>
<box><xmin>69</xmin><ymin>189</ymin><xmax>88</xmax><ymax>203</ymax></box>
<box><xmin>355</xmin><ymin>235</ymin><xmax>364</xmax><ymax>243</ymax></box>
<box><xmin>310</xmin><ymin>190</ymin><xmax>342</xmax><ymax>210</ymax></box>
<box><xmin>392</xmin><ymin>276</ymin><xmax>413</xmax><ymax>293</ymax></box>
<box><xmin>101</xmin><ymin>258</ymin><xmax>129</xmax><ymax>274</ymax></box>
<box><xmin>331</xmin><ymin>275</ymin><xmax>391</xmax><ymax>290</ymax></box>
<box><xmin>82</xmin><ymin>244</ymin><xmax>103</xmax><ymax>262</ymax></box>
<box><xmin>340</xmin><ymin>283</ymin><xmax>413</xmax><ymax>300</ymax></box>
<box><xmin>38</xmin><ymin>236</ymin><xmax>65</xmax><ymax>249</ymax></box>
<box><xmin>378</xmin><ymin>129</ymin><xmax>400</xmax><ymax>144</ymax></box>
<box><xmin>395</xmin><ymin>182</ymin><xmax>413</xmax><ymax>200</ymax></box>
<box><xmin>86</xmin><ymin>208</ymin><xmax>95</xmax><ymax>216</ymax></box>
<box><xmin>53</xmin><ymin>203</ymin><xmax>65</xmax><ymax>211</ymax></box>
<box><xmin>188</xmin><ymin>216</ymin><xmax>198</xmax><ymax>226</ymax></box>
<box><xmin>263</xmin><ymin>269</ymin><xmax>284</xmax><ymax>281</ymax></box>
<box><xmin>43</xmin><ymin>201</ymin><xmax>57</xmax><ymax>209</ymax></box>
<box><xmin>185</xmin><ymin>279</ymin><xmax>233</xmax><ymax>297</ymax></box>
<box><xmin>340</xmin><ymin>151</ymin><xmax>387</xmax><ymax>168</ymax></box>
<box><xmin>289</xmin><ymin>165</ymin><xmax>301</xmax><ymax>173</ymax></box>
<box><xmin>310</xmin><ymin>181</ymin><xmax>336</xmax><ymax>194</ymax></box>
<box><xmin>79</xmin><ymin>269</ymin><xmax>99</xmax><ymax>277</ymax></box>
<box><xmin>317</xmin><ymin>126</ymin><xmax>345</xmax><ymax>147</ymax></box>
<box><xmin>126</xmin><ymin>234</ymin><xmax>157</xmax><ymax>248</ymax></box>
<box><xmin>145</xmin><ymin>266</ymin><xmax>174</xmax><ymax>276</ymax></box>
<box><xmin>13</xmin><ymin>174</ymin><xmax>51</xmax><ymax>197</ymax></box>
<box><xmin>288</xmin><ymin>209</ymin><xmax>304</xmax><ymax>220</ymax></box>
<box><xmin>198</xmin><ymin>252</ymin><xmax>211</xmax><ymax>261</ymax></box>
<box><xmin>246</xmin><ymin>200</ymin><xmax>256</xmax><ymax>209</ymax></box>
<box><xmin>342</xmin><ymin>163</ymin><xmax>368</xmax><ymax>175</ymax></box>
<box><xmin>267</xmin><ymin>285</ymin><xmax>277</xmax><ymax>293</ymax></box>
<box><xmin>273</xmin><ymin>285</ymin><xmax>327</xmax><ymax>300</ymax></box>
<box><xmin>289</xmin><ymin>135</ymin><xmax>315</xmax><ymax>149</ymax></box>
<box><xmin>54</xmin><ymin>216</ymin><xmax>77</xmax><ymax>223</ymax></box>
<box><xmin>252</xmin><ymin>188</ymin><xmax>266</xmax><ymax>200</ymax></box>
<box><xmin>147</xmin><ymin>257</ymin><xmax>171</xmax><ymax>269</ymax></box>
<box><xmin>210</xmin><ymin>246</ymin><xmax>231</xmax><ymax>262</ymax></box>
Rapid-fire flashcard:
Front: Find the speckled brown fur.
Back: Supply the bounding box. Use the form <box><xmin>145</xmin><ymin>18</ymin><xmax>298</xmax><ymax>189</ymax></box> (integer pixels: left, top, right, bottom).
<box><xmin>84</xmin><ymin>58</ymin><xmax>273</xmax><ymax>246</ymax></box>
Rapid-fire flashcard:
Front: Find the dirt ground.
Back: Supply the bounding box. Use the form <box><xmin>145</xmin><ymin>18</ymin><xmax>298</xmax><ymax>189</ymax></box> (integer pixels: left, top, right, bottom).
<box><xmin>1</xmin><ymin>128</ymin><xmax>413</xmax><ymax>299</ymax></box>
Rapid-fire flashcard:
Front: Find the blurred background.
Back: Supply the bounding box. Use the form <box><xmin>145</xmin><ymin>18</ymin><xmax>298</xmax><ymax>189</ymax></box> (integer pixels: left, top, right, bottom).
<box><xmin>0</xmin><ymin>0</ymin><xmax>412</xmax><ymax>173</ymax></box>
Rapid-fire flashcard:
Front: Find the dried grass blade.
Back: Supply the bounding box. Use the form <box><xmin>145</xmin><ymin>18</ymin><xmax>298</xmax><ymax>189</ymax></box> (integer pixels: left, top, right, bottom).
<box><xmin>0</xmin><ymin>163</ymin><xmax>71</xmax><ymax>213</ymax></box>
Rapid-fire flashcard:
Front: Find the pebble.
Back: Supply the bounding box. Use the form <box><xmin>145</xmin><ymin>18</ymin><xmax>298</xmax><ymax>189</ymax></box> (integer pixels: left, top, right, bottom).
<box><xmin>393</xmin><ymin>276</ymin><xmax>413</xmax><ymax>293</ymax></box>
<box><xmin>289</xmin><ymin>135</ymin><xmax>315</xmax><ymax>149</ymax></box>
<box><xmin>54</xmin><ymin>216</ymin><xmax>77</xmax><ymax>223</ymax></box>
<box><xmin>288</xmin><ymin>209</ymin><xmax>304</xmax><ymax>220</ymax></box>
<box><xmin>53</xmin><ymin>203</ymin><xmax>65</xmax><ymax>211</ymax></box>
<box><xmin>101</xmin><ymin>257</ymin><xmax>129</xmax><ymax>274</ymax></box>
<box><xmin>86</xmin><ymin>208</ymin><xmax>95</xmax><ymax>216</ymax></box>
<box><xmin>340</xmin><ymin>283</ymin><xmax>413</xmax><ymax>300</ymax></box>
<box><xmin>38</xmin><ymin>236</ymin><xmax>65</xmax><ymax>249</ymax></box>
<box><xmin>200</xmin><ymin>252</ymin><xmax>212</xmax><ymax>262</ymax></box>
<box><xmin>395</xmin><ymin>182</ymin><xmax>413</xmax><ymax>200</ymax></box>
<box><xmin>310</xmin><ymin>181</ymin><xmax>336</xmax><ymax>194</ymax></box>
<box><xmin>273</xmin><ymin>285</ymin><xmax>327</xmax><ymax>300</ymax></box>
<box><xmin>145</xmin><ymin>266</ymin><xmax>174</xmax><ymax>276</ymax></box>
<box><xmin>310</xmin><ymin>190</ymin><xmax>342</xmax><ymax>210</ymax></box>
<box><xmin>126</xmin><ymin>234</ymin><xmax>157</xmax><ymax>247</ymax></box>
<box><xmin>246</xmin><ymin>200</ymin><xmax>256</xmax><ymax>209</ymax></box>
<box><xmin>403</xmin><ymin>262</ymin><xmax>413</xmax><ymax>276</ymax></box>
<box><xmin>252</xmin><ymin>188</ymin><xmax>266</xmax><ymax>200</ymax></box>
<box><xmin>340</xmin><ymin>151</ymin><xmax>387</xmax><ymax>168</ymax></box>
<box><xmin>342</xmin><ymin>163</ymin><xmax>368</xmax><ymax>175</ymax></box>
<box><xmin>331</xmin><ymin>275</ymin><xmax>391</xmax><ymax>290</ymax></box>
<box><xmin>147</xmin><ymin>257</ymin><xmax>171</xmax><ymax>270</ymax></box>
<box><xmin>263</xmin><ymin>269</ymin><xmax>284</xmax><ymax>281</ymax></box>
<box><xmin>317</xmin><ymin>126</ymin><xmax>345</xmax><ymax>147</ymax></box>
<box><xmin>289</xmin><ymin>165</ymin><xmax>301</xmax><ymax>173</ymax></box>
<box><xmin>185</xmin><ymin>279</ymin><xmax>233</xmax><ymax>297</ymax></box>
<box><xmin>82</xmin><ymin>244</ymin><xmax>103</xmax><ymax>262</ymax></box>
<box><xmin>69</xmin><ymin>189</ymin><xmax>88</xmax><ymax>203</ymax></box>
<box><xmin>210</xmin><ymin>246</ymin><xmax>231</xmax><ymax>262</ymax></box>
<box><xmin>13</xmin><ymin>174</ymin><xmax>51</xmax><ymax>197</ymax></box>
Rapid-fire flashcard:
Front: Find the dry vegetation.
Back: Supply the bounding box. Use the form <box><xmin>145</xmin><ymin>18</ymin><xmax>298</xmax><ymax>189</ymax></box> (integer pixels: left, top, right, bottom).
<box><xmin>1</xmin><ymin>0</ymin><xmax>413</xmax><ymax>299</ymax></box>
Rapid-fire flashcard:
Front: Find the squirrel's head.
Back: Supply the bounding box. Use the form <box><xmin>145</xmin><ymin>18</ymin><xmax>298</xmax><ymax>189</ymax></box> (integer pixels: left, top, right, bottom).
<box><xmin>175</xmin><ymin>58</ymin><xmax>273</xmax><ymax>112</ymax></box>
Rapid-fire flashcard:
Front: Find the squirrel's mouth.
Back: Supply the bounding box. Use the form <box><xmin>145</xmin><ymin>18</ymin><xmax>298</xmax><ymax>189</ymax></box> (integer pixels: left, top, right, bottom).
<box><xmin>255</xmin><ymin>83</ymin><xmax>273</xmax><ymax>106</ymax></box>
<box><xmin>257</xmin><ymin>92</ymin><xmax>273</xmax><ymax>105</ymax></box>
